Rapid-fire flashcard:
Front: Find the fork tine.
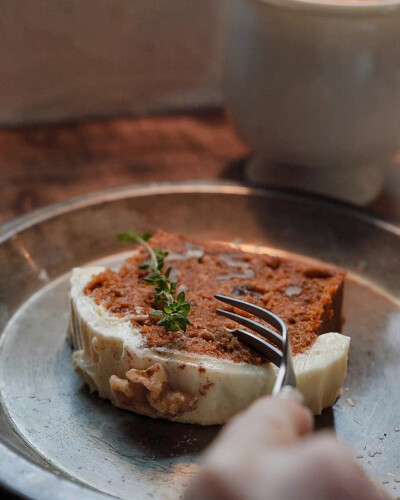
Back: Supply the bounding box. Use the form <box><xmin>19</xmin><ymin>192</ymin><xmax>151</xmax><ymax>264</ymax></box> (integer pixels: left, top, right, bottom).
<box><xmin>214</xmin><ymin>294</ymin><xmax>297</xmax><ymax>393</ymax></box>
<box><xmin>216</xmin><ymin>308</ymin><xmax>283</xmax><ymax>348</ymax></box>
<box><xmin>214</xmin><ymin>294</ymin><xmax>287</xmax><ymax>335</ymax></box>
<box><xmin>231</xmin><ymin>329</ymin><xmax>282</xmax><ymax>367</ymax></box>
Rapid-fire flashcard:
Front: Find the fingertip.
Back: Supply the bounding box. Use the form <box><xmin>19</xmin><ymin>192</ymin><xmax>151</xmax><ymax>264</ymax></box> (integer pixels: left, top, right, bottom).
<box><xmin>247</xmin><ymin>395</ymin><xmax>314</xmax><ymax>437</ymax></box>
<box><xmin>280</xmin><ymin>398</ymin><xmax>314</xmax><ymax>437</ymax></box>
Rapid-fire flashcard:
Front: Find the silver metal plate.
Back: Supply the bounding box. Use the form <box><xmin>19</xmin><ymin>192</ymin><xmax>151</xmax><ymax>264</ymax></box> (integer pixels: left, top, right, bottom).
<box><xmin>0</xmin><ymin>181</ymin><xmax>399</xmax><ymax>500</ymax></box>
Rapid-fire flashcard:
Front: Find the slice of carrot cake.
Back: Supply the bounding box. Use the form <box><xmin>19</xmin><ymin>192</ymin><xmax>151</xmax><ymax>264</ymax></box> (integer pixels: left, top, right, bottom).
<box><xmin>68</xmin><ymin>230</ymin><xmax>349</xmax><ymax>425</ymax></box>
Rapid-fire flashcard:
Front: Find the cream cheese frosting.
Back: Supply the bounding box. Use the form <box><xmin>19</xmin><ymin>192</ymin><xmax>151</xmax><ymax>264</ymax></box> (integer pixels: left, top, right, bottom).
<box><xmin>68</xmin><ymin>266</ymin><xmax>350</xmax><ymax>424</ymax></box>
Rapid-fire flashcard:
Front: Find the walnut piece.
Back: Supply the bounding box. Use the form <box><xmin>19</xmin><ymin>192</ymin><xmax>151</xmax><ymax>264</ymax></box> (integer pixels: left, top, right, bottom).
<box><xmin>110</xmin><ymin>363</ymin><xmax>198</xmax><ymax>417</ymax></box>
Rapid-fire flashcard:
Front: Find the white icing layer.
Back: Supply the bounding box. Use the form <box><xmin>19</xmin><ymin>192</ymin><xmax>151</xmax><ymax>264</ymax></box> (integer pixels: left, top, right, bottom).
<box><xmin>68</xmin><ymin>266</ymin><xmax>350</xmax><ymax>424</ymax></box>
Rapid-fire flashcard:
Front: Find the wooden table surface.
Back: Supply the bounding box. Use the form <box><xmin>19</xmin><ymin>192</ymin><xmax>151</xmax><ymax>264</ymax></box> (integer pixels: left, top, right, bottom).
<box><xmin>1</xmin><ymin>110</ymin><xmax>400</xmax><ymax>225</ymax></box>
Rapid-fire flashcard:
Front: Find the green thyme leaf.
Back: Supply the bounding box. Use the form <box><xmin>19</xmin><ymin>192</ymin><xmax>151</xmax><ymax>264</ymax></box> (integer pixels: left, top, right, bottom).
<box><xmin>118</xmin><ymin>230</ymin><xmax>191</xmax><ymax>333</ymax></box>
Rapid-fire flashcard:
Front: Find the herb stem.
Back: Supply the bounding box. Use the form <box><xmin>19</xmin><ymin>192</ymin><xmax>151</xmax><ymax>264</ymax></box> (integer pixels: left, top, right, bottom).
<box><xmin>117</xmin><ymin>230</ymin><xmax>191</xmax><ymax>333</ymax></box>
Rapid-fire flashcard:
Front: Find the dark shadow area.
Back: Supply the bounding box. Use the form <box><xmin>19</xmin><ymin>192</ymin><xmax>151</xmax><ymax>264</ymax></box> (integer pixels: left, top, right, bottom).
<box><xmin>220</xmin><ymin>155</ymin><xmax>249</xmax><ymax>182</ymax></box>
<box><xmin>315</xmin><ymin>407</ymin><xmax>335</xmax><ymax>431</ymax></box>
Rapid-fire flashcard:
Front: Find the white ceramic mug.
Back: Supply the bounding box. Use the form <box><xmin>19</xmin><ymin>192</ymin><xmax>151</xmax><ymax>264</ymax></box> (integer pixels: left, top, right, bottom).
<box><xmin>225</xmin><ymin>0</ymin><xmax>400</xmax><ymax>204</ymax></box>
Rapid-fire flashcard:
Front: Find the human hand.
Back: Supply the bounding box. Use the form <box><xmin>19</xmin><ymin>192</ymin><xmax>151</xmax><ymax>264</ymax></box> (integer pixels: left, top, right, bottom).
<box><xmin>185</xmin><ymin>396</ymin><xmax>390</xmax><ymax>500</ymax></box>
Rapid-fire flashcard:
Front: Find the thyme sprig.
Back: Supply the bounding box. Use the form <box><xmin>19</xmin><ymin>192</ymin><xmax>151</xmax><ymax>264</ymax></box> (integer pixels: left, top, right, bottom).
<box><xmin>117</xmin><ymin>230</ymin><xmax>190</xmax><ymax>333</ymax></box>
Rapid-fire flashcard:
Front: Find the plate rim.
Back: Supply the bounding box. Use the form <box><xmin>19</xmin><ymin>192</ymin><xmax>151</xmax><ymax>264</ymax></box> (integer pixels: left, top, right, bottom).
<box><xmin>0</xmin><ymin>441</ymin><xmax>112</xmax><ymax>500</ymax></box>
<box><xmin>1</xmin><ymin>180</ymin><xmax>399</xmax><ymax>244</ymax></box>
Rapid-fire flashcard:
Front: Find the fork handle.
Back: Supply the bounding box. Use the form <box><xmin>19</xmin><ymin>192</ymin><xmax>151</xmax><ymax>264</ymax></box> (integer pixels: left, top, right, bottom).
<box><xmin>276</xmin><ymin>386</ymin><xmax>304</xmax><ymax>405</ymax></box>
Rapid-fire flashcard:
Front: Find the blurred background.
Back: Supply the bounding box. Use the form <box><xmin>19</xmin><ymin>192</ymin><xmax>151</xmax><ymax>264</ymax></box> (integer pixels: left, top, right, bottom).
<box><xmin>1</xmin><ymin>0</ymin><xmax>400</xmax><ymax>224</ymax></box>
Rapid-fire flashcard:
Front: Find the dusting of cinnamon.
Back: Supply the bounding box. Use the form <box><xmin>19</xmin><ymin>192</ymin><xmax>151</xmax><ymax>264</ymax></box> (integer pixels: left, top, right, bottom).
<box><xmin>200</xmin><ymin>381</ymin><xmax>215</xmax><ymax>396</ymax></box>
<box><xmin>85</xmin><ymin>230</ymin><xmax>345</xmax><ymax>365</ymax></box>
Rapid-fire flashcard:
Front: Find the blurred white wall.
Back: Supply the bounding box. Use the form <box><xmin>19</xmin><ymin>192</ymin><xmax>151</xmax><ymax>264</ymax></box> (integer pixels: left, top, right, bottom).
<box><xmin>0</xmin><ymin>0</ymin><xmax>226</xmax><ymax>125</ymax></box>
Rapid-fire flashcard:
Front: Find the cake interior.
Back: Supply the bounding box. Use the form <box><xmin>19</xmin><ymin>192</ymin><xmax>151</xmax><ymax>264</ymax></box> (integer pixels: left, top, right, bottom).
<box><xmin>85</xmin><ymin>231</ymin><xmax>345</xmax><ymax>365</ymax></box>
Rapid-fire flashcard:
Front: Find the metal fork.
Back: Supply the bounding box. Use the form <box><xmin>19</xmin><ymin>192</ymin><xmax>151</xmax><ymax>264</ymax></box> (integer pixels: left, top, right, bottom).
<box><xmin>215</xmin><ymin>294</ymin><xmax>300</xmax><ymax>398</ymax></box>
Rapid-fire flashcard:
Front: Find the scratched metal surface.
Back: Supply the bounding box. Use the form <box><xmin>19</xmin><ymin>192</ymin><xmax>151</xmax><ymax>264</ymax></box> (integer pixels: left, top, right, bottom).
<box><xmin>0</xmin><ymin>181</ymin><xmax>399</xmax><ymax>500</ymax></box>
